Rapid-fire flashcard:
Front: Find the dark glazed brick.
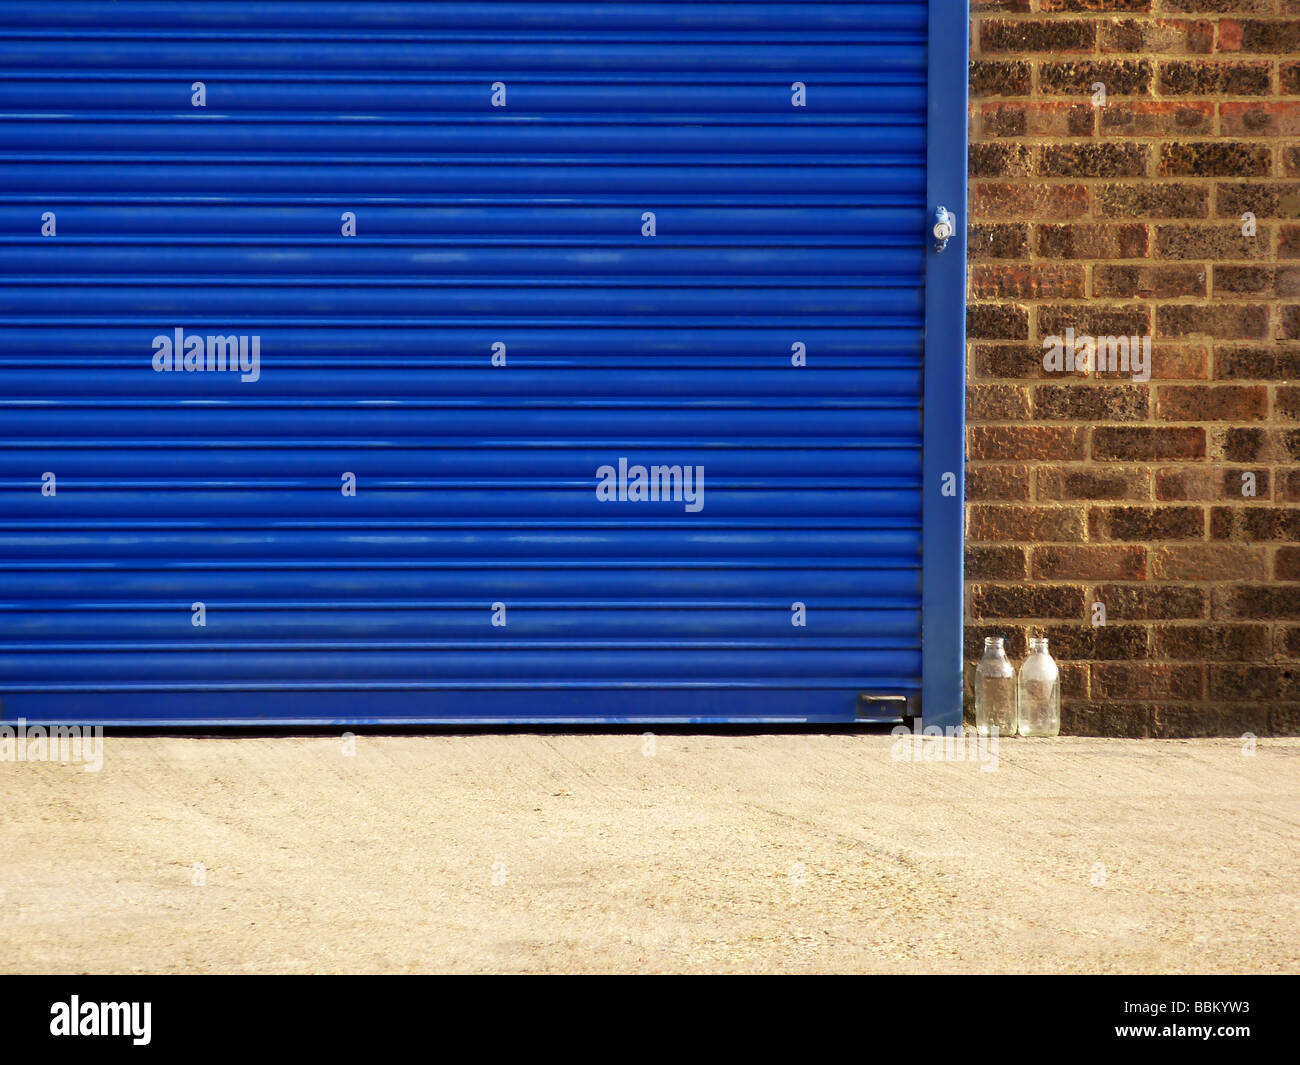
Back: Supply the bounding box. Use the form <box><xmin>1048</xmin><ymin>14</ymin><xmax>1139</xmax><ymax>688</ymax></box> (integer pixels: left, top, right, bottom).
<box><xmin>968</xmin><ymin>304</ymin><xmax>1029</xmax><ymax>340</ymax></box>
<box><xmin>965</xmin><ymin>545</ymin><xmax>1027</xmax><ymax>581</ymax></box>
<box><xmin>1277</xmin><ymin>547</ymin><xmax>1300</xmax><ymax>582</ymax></box>
<box><xmin>1213</xmin><ymin>586</ymin><xmax>1300</xmax><ymax>621</ymax></box>
<box><xmin>970</xmin><ymin>584</ymin><xmax>1087</xmax><ymax>620</ymax></box>
<box><xmin>1154</xmin><ymin>624</ymin><xmax>1269</xmax><ymax>661</ymax></box>
<box><xmin>1213</xmin><ymin>508</ymin><xmax>1300</xmax><ymax>542</ymax></box>
<box><xmin>968</xmin><ymin>223</ymin><xmax>1030</xmax><ymax>260</ymax></box>
<box><xmin>1219</xmin><ymin>427</ymin><xmax>1266</xmax><ymax>462</ymax></box>
<box><xmin>1040</xmin><ymin>60</ymin><xmax>1152</xmax><ymax>96</ymax></box>
<box><xmin>1089</xmin><ymin>506</ymin><xmax>1205</xmax><ymax>541</ymax></box>
<box><xmin>1033</xmin><ymin>385</ymin><xmax>1149</xmax><ymax>421</ymax></box>
<box><xmin>980</xmin><ymin>20</ymin><xmax>1096</xmax><ymax>53</ymax></box>
<box><xmin>1159</xmin><ymin>143</ymin><xmax>1271</xmax><ymax>178</ymax></box>
<box><xmin>1097</xmin><ymin>586</ymin><xmax>1206</xmax><ymax>621</ymax></box>
<box><xmin>1160</xmin><ymin>60</ymin><xmax>1271</xmax><ymax>95</ymax></box>
<box><xmin>1097</xmin><ymin>184</ymin><xmax>1209</xmax><ymax>219</ymax></box>
<box><xmin>1238</xmin><ymin>20</ymin><xmax>1300</xmax><ymax>53</ymax></box>
<box><xmin>1094</xmin><ymin>265</ymin><xmax>1206</xmax><ymax>299</ymax></box>
<box><xmin>970</xmin><ymin>60</ymin><xmax>1032</xmax><ymax>98</ymax></box>
<box><xmin>1063</xmin><ymin>703</ymin><xmax>1153</xmax><ymax>739</ymax></box>
<box><xmin>1158</xmin><ymin>304</ymin><xmax>1270</xmax><ymax>339</ymax></box>
<box><xmin>1038</xmin><ymin>467</ymin><xmax>1151</xmax><ymax>501</ymax></box>
<box><xmin>1093</xmin><ymin>624</ymin><xmax>1151</xmax><ymax>661</ymax></box>
<box><xmin>1038</xmin><ymin>1</ymin><xmax>1150</xmax><ymax>12</ymax></box>
<box><xmin>1037</xmin><ymin>224</ymin><xmax>1149</xmax><ymax>259</ymax></box>
<box><xmin>1285</xmin><ymin>306</ymin><xmax>1300</xmax><ymax>340</ymax></box>
<box><xmin>980</xmin><ymin>103</ymin><xmax>1027</xmax><ymax>138</ymax></box>
<box><xmin>1093</xmin><ymin>427</ymin><xmax>1205</xmax><ymax>461</ymax></box>
<box><xmin>1214</xmin><ymin>266</ymin><xmax>1278</xmax><ymax>296</ymax></box>
<box><xmin>971</xmin><ymin>143</ymin><xmax>1035</xmax><ymax>179</ymax></box>
<box><xmin>1040</xmin><ymin>144</ymin><xmax>1149</xmax><ymax>179</ymax></box>
<box><xmin>1273</xmin><ymin>706</ymin><xmax>1300</xmax><ymax>736</ymax></box>
<box><xmin>1039</xmin><ymin>305</ymin><xmax>1151</xmax><ymax>338</ymax></box>
<box><xmin>1215</xmin><ymin>183</ymin><xmax>1300</xmax><ymax>220</ymax></box>
<box><xmin>1209</xmin><ymin>666</ymin><xmax>1300</xmax><ymax>702</ymax></box>
<box><xmin>1152</xmin><ymin>705</ymin><xmax>1272</xmax><ymax>739</ymax></box>
<box><xmin>1156</xmin><ymin>224</ymin><xmax>1266</xmax><ymax>260</ymax></box>
<box><xmin>971</xmin><ymin>343</ymin><xmax>1055</xmax><ymax>380</ymax></box>
<box><xmin>1092</xmin><ymin>662</ymin><xmax>1203</xmax><ymax>701</ymax></box>
<box><xmin>1283</xmin><ymin>61</ymin><xmax>1300</xmax><ymax>95</ymax></box>
<box><xmin>1279</xmin><ymin>386</ymin><xmax>1300</xmax><ymax>421</ymax></box>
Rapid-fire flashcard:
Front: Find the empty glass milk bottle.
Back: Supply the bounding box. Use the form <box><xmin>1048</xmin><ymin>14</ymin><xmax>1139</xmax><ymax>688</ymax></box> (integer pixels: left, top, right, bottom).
<box><xmin>974</xmin><ymin>636</ymin><xmax>1018</xmax><ymax>736</ymax></box>
<box><xmin>1018</xmin><ymin>637</ymin><xmax>1061</xmax><ymax>737</ymax></box>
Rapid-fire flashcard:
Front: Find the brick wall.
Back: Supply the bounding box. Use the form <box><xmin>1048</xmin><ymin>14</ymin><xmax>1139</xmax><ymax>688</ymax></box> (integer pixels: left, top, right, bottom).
<box><xmin>965</xmin><ymin>1</ymin><xmax>1299</xmax><ymax>736</ymax></box>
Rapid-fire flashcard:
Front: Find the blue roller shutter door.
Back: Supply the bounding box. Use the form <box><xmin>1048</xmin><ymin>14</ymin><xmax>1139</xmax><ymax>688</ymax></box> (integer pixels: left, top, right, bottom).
<box><xmin>0</xmin><ymin>2</ymin><xmax>965</xmax><ymax>726</ymax></box>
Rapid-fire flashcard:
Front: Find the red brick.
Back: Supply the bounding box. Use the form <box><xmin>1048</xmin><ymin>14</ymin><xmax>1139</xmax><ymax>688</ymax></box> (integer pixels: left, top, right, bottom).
<box><xmin>966</xmin><ymin>464</ymin><xmax>1032</xmax><ymax>502</ymax></box>
<box><xmin>970</xmin><ymin>264</ymin><xmax>1086</xmax><ymax>300</ymax></box>
<box><xmin>1277</xmin><ymin>547</ymin><xmax>1300</xmax><ymax>581</ymax></box>
<box><xmin>1092</xmin><ymin>662</ymin><xmax>1204</xmax><ymax>701</ymax></box>
<box><xmin>1150</xmin><ymin>545</ymin><xmax>1269</xmax><ymax>582</ymax></box>
<box><xmin>1155</xmin><ymin>385</ymin><xmax>1269</xmax><ymax>422</ymax></box>
<box><xmin>970</xmin><ymin>182</ymin><xmax>1090</xmax><ymax>220</ymax></box>
<box><xmin>1037</xmin><ymin>467</ymin><xmax>1151</xmax><ymax>502</ymax></box>
<box><xmin>1221</xmin><ymin>102</ymin><xmax>1300</xmax><ymax>138</ymax></box>
<box><xmin>1092</xmin><ymin>426</ymin><xmax>1206</xmax><ymax>461</ymax></box>
<box><xmin>968</xmin><ymin>505</ymin><xmax>1087</xmax><ymax>543</ymax></box>
<box><xmin>969</xmin><ymin>426</ymin><xmax>1088</xmax><ymax>461</ymax></box>
<box><xmin>1032</xmin><ymin>545</ymin><xmax>1148</xmax><ymax>581</ymax></box>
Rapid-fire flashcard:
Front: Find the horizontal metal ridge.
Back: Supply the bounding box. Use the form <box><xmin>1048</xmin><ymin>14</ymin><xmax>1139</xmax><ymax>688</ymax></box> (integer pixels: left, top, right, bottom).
<box><xmin>0</xmin><ymin>3</ymin><xmax>927</xmax><ymax>33</ymax></box>
<box><xmin>5</xmin><ymin>113</ymin><xmax>925</xmax><ymax>126</ymax></box>
<box><xmin>0</xmin><ymin>596</ymin><xmax>922</xmax><ymax>609</ymax></box>
<box><xmin>0</xmin><ymin>681</ymin><xmax>925</xmax><ymax>702</ymax></box>
<box><xmin>0</xmin><ymin>204</ymin><xmax>922</xmax><ymax>232</ymax></box>
<box><xmin>0</xmin><ymin>41</ymin><xmax>926</xmax><ymax>75</ymax></box>
<box><xmin>4</xmin><ymin>641</ymin><xmax>922</xmax><ymax>655</ymax></box>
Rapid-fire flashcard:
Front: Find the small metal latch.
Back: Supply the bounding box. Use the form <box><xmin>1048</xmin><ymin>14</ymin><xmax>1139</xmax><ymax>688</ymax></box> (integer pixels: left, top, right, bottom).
<box><xmin>932</xmin><ymin>205</ymin><xmax>955</xmax><ymax>253</ymax></box>
<box><xmin>857</xmin><ymin>693</ymin><xmax>920</xmax><ymax>723</ymax></box>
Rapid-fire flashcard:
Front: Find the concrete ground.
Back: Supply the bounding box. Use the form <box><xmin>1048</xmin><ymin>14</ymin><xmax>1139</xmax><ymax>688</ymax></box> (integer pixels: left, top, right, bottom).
<box><xmin>1</xmin><ymin>732</ymin><xmax>1297</xmax><ymax>974</ymax></box>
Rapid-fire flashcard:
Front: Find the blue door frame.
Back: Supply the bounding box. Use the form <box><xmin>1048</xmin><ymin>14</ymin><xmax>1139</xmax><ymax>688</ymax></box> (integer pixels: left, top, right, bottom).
<box><xmin>921</xmin><ymin>1</ymin><xmax>970</xmax><ymax>729</ymax></box>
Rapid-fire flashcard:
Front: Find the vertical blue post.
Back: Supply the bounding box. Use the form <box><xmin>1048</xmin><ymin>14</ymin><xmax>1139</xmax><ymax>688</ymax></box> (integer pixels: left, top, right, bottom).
<box><xmin>921</xmin><ymin>1</ymin><xmax>969</xmax><ymax>728</ymax></box>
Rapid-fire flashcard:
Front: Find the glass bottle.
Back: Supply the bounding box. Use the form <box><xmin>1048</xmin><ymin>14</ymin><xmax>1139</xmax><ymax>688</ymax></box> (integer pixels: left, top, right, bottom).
<box><xmin>1018</xmin><ymin>637</ymin><xmax>1060</xmax><ymax>737</ymax></box>
<box><xmin>974</xmin><ymin>636</ymin><xmax>1018</xmax><ymax>736</ymax></box>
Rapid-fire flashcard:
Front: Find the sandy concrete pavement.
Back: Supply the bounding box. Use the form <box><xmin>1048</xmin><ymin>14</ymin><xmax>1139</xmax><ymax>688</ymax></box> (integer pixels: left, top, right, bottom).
<box><xmin>1</xmin><ymin>732</ymin><xmax>1297</xmax><ymax>973</ymax></box>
